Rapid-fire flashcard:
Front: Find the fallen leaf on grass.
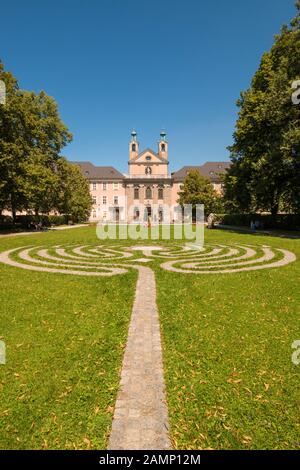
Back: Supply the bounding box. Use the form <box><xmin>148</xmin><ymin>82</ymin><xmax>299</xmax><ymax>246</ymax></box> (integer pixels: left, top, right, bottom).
<box><xmin>227</xmin><ymin>378</ymin><xmax>242</xmax><ymax>384</ymax></box>
<box><xmin>42</xmin><ymin>439</ymin><xmax>48</xmax><ymax>449</ymax></box>
<box><xmin>83</xmin><ymin>437</ymin><xmax>91</xmax><ymax>449</ymax></box>
<box><xmin>241</xmin><ymin>435</ymin><xmax>252</xmax><ymax>445</ymax></box>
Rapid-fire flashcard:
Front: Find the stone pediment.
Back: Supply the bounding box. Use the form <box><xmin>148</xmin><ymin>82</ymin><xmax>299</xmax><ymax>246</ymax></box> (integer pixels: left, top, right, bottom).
<box><xmin>129</xmin><ymin>148</ymin><xmax>168</xmax><ymax>164</ymax></box>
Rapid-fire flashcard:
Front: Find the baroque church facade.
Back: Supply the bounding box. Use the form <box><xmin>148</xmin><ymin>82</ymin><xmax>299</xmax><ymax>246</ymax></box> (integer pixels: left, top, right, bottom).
<box><xmin>75</xmin><ymin>131</ymin><xmax>230</xmax><ymax>222</ymax></box>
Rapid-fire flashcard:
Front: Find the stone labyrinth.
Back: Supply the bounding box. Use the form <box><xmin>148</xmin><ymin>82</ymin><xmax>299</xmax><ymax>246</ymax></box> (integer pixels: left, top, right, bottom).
<box><xmin>0</xmin><ymin>243</ymin><xmax>296</xmax><ymax>450</ymax></box>
<box><xmin>0</xmin><ymin>243</ymin><xmax>296</xmax><ymax>275</ymax></box>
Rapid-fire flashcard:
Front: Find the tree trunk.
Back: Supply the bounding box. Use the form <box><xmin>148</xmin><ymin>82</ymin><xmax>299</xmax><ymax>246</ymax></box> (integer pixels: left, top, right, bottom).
<box><xmin>12</xmin><ymin>208</ymin><xmax>16</xmax><ymax>225</ymax></box>
<box><xmin>10</xmin><ymin>195</ymin><xmax>16</xmax><ymax>225</ymax></box>
<box><xmin>270</xmin><ymin>201</ymin><xmax>279</xmax><ymax>229</ymax></box>
<box><xmin>271</xmin><ymin>204</ymin><xmax>278</xmax><ymax>216</ymax></box>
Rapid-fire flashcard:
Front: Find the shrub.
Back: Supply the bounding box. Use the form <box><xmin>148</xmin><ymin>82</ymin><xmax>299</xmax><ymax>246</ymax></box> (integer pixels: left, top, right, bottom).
<box><xmin>0</xmin><ymin>215</ymin><xmax>13</xmax><ymax>229</ymax></box>
<box><xmin>0</xmin><ymin>214</ymin><xmax>70</xmax><ymax>229</ymax></box>
<box><xmin>215</xmin><ymin>214</ymin><xmax>300</xmax><ymax>230</ymax></box>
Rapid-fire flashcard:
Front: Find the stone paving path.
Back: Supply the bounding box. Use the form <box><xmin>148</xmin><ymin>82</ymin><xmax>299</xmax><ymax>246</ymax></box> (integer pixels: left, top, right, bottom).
<box><xmin>108</xmin><ymin>266</ymin><xmax>171</xmax><ymax>450</ymax></box>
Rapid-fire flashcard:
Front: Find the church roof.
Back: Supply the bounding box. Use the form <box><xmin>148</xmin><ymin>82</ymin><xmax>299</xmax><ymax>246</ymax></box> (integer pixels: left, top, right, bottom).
<box><xmin>172</xmin><ymin>162</ymin><xmax>230</xmax><ymax>182</ymax></box>
<box><xmin>73</xmin><ymin>160</ymin><xmax>230</xmax><ymax>182</ymax></box>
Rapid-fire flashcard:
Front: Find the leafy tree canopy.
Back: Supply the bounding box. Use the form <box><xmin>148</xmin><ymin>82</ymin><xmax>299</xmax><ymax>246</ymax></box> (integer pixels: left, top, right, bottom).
<box><xmin>224</xmin><ymin>2</ymin><xmax>300</xmax><ymax>215</ymax></box>
<box><xmin>178</xmin><ymin>169</ymin><xmax>222</xmax><ymax>216</ymax></box>
<box><xmin>0</xmin><ymin>61</ymin><xmax>91</xmax><ymax>222</ymax></box>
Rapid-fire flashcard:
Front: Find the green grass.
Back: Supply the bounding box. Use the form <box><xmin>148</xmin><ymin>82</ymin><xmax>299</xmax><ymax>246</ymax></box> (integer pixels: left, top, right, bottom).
<box><xmin>0</xmin><ymin>228</ymin><xmax>137</xmax><ymax>449</ymax></box>
<box><xmin>155</xmin><ymin>230</ymin><xmax>300</xmax><ymax>450</ymax></box>
<box><xmin>0</xmin><ymin>226</ymin><xmax>299</xmax><ymax>450</ymax></box>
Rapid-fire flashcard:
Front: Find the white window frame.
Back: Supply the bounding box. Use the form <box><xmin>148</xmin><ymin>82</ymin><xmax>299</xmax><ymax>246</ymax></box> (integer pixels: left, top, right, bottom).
<box><xmin>103</xmin><ymin>196</ymin><xmax>107</xmax><ymax>205</ymax></box>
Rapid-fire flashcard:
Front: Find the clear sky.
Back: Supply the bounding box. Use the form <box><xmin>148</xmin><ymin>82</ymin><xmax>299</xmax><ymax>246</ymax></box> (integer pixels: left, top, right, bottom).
<box><xmin>0</xmin><ymin>0</ymin><xmax>297</xmax><ymax>172</ymax></box>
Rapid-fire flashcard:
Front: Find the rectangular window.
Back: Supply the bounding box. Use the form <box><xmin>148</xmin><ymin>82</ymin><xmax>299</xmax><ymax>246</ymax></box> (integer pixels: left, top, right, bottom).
<box><xmin>92</xmin><ymin>196</ymin><xmax>97</xmax><ymax>205</ymax></box>
<box><xmin>103</xmin><ymin>182</ymin><xmax>107</xmax><ymax>190</ymax></box>
<box><xmin>103</xmin><ymin>196</ymin><xmax>107</xmax><ymax>205</ymax></box>
<box><xmin>114</xmin><ymin>196</ymin><xmax>118</xmax><ymax>205</ymax></box>
<box><xmin>113</xmin><ymin>182</ymin><xmax>119</xmax><ymax>190</ymax></box>
<box><xmin>158</xmin><ymin>187</ymin><xmax>163</xmax><ymax>200</ymax></box>
<box><xmin>92</xmin><ymin>210</ymin><xmax>96</xmax><ymax>218</ymax></box>
<box><xmin>134</xmin><ymin>187</ymin><xmax>139</xmax><ymax>199</ymax></box>
<box><xmin>92</xmin><ymin>183</ymin><xmax>97</xmax><ymax>191</ymax></box>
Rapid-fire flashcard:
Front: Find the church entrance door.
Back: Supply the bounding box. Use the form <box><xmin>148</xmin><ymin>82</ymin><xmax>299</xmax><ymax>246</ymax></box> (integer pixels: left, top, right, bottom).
<box><xmin>144</xmin><ymin>205</ymin><xmax>152</xmax><ymax>222</ymax></box>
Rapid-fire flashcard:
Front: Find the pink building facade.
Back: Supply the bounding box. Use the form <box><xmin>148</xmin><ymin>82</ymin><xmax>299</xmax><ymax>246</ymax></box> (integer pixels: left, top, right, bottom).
<box><xmin>75</xmin><ymin>131</ymin><xmax>230</xmax><ymax>223</ymax></box>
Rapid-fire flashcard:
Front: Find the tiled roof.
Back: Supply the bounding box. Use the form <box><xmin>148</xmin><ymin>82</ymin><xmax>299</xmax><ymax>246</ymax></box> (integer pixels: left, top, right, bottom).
<box><xmin>73</xmin><ymin>160</ymin><xmax>230</xmax><ymax>183</ymax></box>
<box><xmin>73</xmin><ymin>161</ymin><xmax>125</xmax><ymax>180</ymax></box>
<box><xmin>172</xmin><ymin>162</ymin><xmax>230</xmax><ymax>182</ymax></box>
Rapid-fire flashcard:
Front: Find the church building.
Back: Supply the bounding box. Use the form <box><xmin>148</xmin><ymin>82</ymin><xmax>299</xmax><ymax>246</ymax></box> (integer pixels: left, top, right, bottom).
<box><xmin>75</xmin><ymin>131</ymin><xmax>230</xmax><ymax>222</ymax></box>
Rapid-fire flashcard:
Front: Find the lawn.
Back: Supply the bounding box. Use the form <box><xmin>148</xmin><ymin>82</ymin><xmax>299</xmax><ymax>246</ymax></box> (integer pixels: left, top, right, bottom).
<box><xmin>156</xmin><ymin>229</ymin><xmax>300</xmax><ymax>450</ymax></box>
<box><xmin>0</xmin><ymin>227</ymin><xmax>137</xmax><ymax>449</ymax></box>
<box><xmin>0</xmin><ymin>226</ymin><xmax>299</xmax><ymax>450</ymax></box>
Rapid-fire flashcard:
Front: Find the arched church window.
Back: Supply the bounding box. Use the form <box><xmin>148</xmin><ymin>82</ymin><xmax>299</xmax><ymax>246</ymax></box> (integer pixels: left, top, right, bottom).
<box><xmin>132</xmin><ymin>143</ymin><xmax>136</xmax><ymax>152</ymax></box>
<box><xmin>146</xmin><ymin>186</ymin><xmax>152</xmax><ymax>199</ymax></box>
<box><xmin>161</xmin><ymin>143</ymin><xmax>165</xmax><ymax>152</ymax></box>
<box><xmin>134</xmin><ymin>186</ymin><xmax>139</xmax><ymax>199</ymax></box>
<box><xmin>145</xmin><ymin>166</ymin><xmax>152</xmax><ymax>175</ymax></box>
<box><xmin>158</xmin><ymin>187</ymin><xmax>163</xmax><ymax>200</ymax></box>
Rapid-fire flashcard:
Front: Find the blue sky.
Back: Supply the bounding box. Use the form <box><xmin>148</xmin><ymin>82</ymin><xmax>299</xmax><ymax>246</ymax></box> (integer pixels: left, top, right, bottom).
<box><xmin>0</xmin><ymin>0</ymin><xmax>297</xmax><ymax>172</ymax></box>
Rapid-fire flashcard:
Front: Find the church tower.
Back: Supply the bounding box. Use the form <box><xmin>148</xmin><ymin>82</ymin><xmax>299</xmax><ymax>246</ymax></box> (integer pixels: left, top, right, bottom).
<box><xmin>129</xmin><ymin>129</ymin><xmax>139</xmax><ymax>160</ymax></box>
<box><xmin>158</xmin><ymin>130</ymin><xmax>168</xmax><ymax>160</ymax></box>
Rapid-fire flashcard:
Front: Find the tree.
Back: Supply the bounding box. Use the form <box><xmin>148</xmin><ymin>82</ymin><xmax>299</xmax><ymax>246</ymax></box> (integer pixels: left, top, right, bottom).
<box><xmin>56</xmin><ymin>159</ymin><xmax>92</xmax><ymax>222</ymax></box>
<box><xmin>0</xmin><ymin>62</ymin><xmax>25</xmax><ymax>216</ymax></box>
<box><xmin>178</xmin><ymin>169</ymin><xmax>221</xmax><ymax>217</ymax></box>
<box><xmin>0</xmin><ymin>62</ymin><xmax>72</xmax><ymax>220</ymax></box>
<box><xmin>23</xmin><ymin>151</ymin><xmax>59</xmax><ymax>215</ymax></box>
<box><xmin>224</xmin><ymin>2</ymin><xmax>300</xmax><ymax>215</ymax></box>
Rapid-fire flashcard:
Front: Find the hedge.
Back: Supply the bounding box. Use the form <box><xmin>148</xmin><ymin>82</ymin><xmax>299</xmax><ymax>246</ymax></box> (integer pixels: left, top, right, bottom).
<box><xmin>215</xmin><ymin>213</ymin><xmax>300</xmax><ymax>230</ymax></box>
<box><xmin>16</xmin><ymin>215</ymin><xmax>70</xmax><ymax>228</ymax></box>
<box><xmin>0</xmin><ymin>214</ymin><xmax>70</xmax><ymax>229</ymax></box>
